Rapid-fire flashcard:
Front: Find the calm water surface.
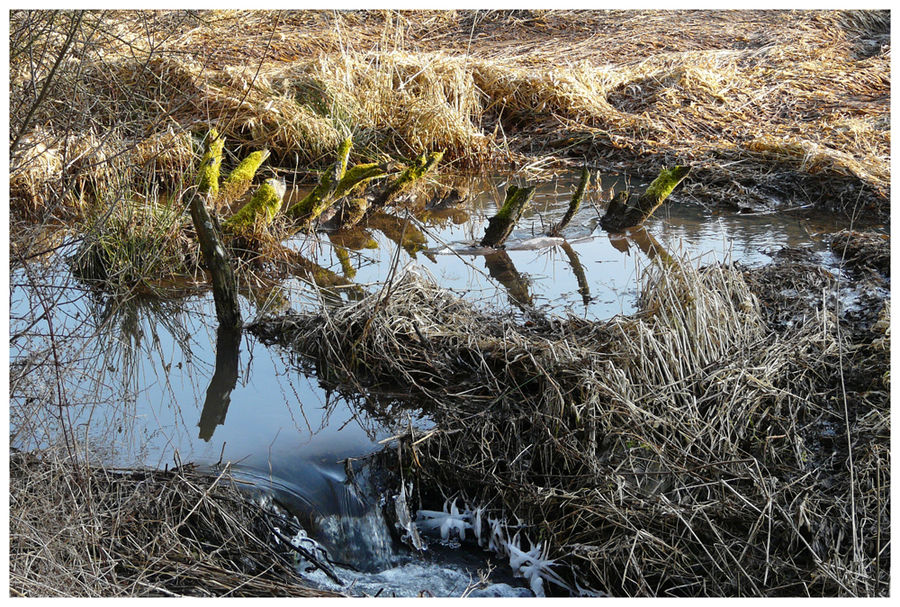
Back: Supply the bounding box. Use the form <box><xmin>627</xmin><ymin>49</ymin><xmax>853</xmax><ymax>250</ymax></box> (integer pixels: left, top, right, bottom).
<box><xmin>9</xmin><ymin>172</ymin><xmax>869</xmax><ymax>594</ymax></box>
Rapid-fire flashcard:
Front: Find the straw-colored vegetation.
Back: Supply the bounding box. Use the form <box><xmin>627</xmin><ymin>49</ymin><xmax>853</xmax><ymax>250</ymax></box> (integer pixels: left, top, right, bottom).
<box><xmin>252</xmin><ymin>255</ymin><xmax>889</xmax><ymax>596</ymax></box>
<box><xmin>72</xmin><ymin>197</ymin><xmax>199</xmax><ymax>294</ymax></box>
<box><xmin>9</xmin><ymin>9</ymin><xmax>890</xmax><ymax>223</ymax></box>
<box><xmin>9</xmin><ymin>9</ymin><xmax>890</xmax><ymax>598</ymax></box>
<box><xmin>9</xmin><ymin>449</ymin><xmax>343</xmax><ymax>597</ymax></box>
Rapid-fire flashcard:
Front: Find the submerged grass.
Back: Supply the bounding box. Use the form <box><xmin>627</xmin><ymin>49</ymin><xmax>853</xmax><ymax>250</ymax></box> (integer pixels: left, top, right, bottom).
<box><xmin>251</xmin><ymin>255</ymin><xmax>889</xmax><ymax>596</ymax></box>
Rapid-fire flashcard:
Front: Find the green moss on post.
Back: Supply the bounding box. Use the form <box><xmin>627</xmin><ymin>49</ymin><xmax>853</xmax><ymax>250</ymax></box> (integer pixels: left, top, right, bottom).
<box><xmin>548</xmin><ymin>166</ymin><xmax>590</xmax><ymax>237</ymax></box>
<box><xmin>480</xmin><ymin>184</ymin><xmax>536</xmax><ymax>248</ymax></box>
<box><xmin>332</xmin><ymin>163</ymin><xmax>388</xmax><ymax>201</ymax></box>
<box><xmin>223</xmin><ymin>178</ymin><xmax>285</xmax><ymax>235</ymax></box>
<box><xmin>197</xmin><ymin>129</ymin><xmax>225</xmax><ymax>197</ymax></box>
<box><xmin>221</xmin><ymin>149</ymin><xmax>270</xmax><ymax>203</ymax></box>
<box><xmin>287</xmin><ymin>135</ymin><xmax>353</xmax><ymax>225</ymax></box>
<box><xmin>601</xmin><ymin>165</ymin><xmax>691</xmax><ymax>232</ymax></box>
<box><xmin>369</xmin><ymin>151</ymin><xmax>443</xmax><ymax>215</ymax></box>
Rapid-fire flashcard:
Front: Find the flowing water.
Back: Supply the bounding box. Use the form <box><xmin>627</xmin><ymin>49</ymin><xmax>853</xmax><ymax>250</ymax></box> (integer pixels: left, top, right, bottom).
<box><xmin>9</xmin><ymin>172</ymin><xmax>879</xmax><ymax>596</ymax></box>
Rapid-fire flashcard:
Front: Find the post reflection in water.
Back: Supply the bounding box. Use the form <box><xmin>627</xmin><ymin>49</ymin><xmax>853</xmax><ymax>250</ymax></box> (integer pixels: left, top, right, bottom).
<box><xmin>198</xmin><ymin>325</ymin><xmax>242</xmax><ymax>441</ymax></box>
<box><xmin>559</xmin><ymin>240</ymin><xmax>592</xmax><ymax>308</ymax></box>
<box><xmin>605</xmin><ymin>226</ymin><xmax>675</xmax><ymax>265</ymax></box>
<box><xmin>627</xmin><ymin>226</ymin><xmax>675</xmax><ymax>266</ymax></box>
<box><xmin>483</xmin><ymin>250</ymin><xmax>533</xmax><ymax>308</ymax></box>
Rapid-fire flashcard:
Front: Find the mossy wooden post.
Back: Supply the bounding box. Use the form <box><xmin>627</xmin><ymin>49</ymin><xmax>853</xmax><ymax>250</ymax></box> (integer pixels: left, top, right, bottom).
<box><xmin>600</xmin><ymin>165</ymin><xmax>690</xmax><ymax>232</ymax></box>
<box><xmin>332</xmin><ymin>163</ymin><xmax>388</xmax><ymax>201</ymax></box>
<box><xmin>548</xmin><ymin>166</ymin><xmax>590</xmax><ymax>237</ymax></box>
<box><xmin>223</xmin><ymin>178</ymin><xmax>286</xmax><ymax>235</ymax></box>
<box><xmin>368</xmin><ymin>151</ymin><xmax>443</xmax><ymax>215</ymax></box>
<box><xmin>190</xmin><ymin>129</ymin><xmax>241</xmax><ymax>329</ymax></box>
<box><xmin>221</xmin><ymin>149</ymin><xmax>269</xmax><ymax>203</ymax></box>
<box><xmin>287</xmin><ymin>136</ymin><xmax>353</xmax><ymax>226</ymax></box>
<box><xmin>480</xmin><ymin>184</ymin><xmax>536</xmax><ymax>248</ymax></box>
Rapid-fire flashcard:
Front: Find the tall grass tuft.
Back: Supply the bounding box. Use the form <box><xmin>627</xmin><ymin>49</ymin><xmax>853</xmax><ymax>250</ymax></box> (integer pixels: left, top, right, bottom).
<box><xmin>72</xmin><ymin>195</ymin><xmax>197</xmax><ymax>294</ymax></box>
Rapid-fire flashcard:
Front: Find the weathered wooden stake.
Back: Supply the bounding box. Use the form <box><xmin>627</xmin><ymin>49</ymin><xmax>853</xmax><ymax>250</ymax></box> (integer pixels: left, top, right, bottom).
<box><xmin>221</xmin><ymin>149</ymin><xmax>270</xmax><ymax>203</ymax></box>
<box><xmin>368</xmin><ymin>151</ymin><xmax>444</xmax><ymax>215</ymax></box>
<box><xmin>548</xmin><ymin>166</ymin><xmax>590</xmax><ymax>237</ymax></box>
<box><xmin>332</xmin><ymin>162</ymin><xmax>388</xmax><ymax>201</ymax></box>
<box><xmin>223</xmin><ymin>178</ymin><xmax>286</xmax><ymax>235</ymax></box>
<box><xmin>190</xmin><ymin>128</ymin><xmax>241</xmax><ymax>329</ymax></box>
<box><xmin>287</xmin><ymin>135</ymin><xmax>353</xmax><ymax>225</ymax></box>
<box><xmin>600</xmin><ymin>165</ymin><xmax>691</xmax><ymax>232</ymax></box>
<box><xmin>480</xmin><ymin>184</ymin><xmax>536</xmax><ymax>248</ymax></box>
<box><xmin>189</xmin><ymin>192</ymin><xmax>242</xmax><ymax>329</ymax></box>
<box><xmin>197</xmin><ymin>128</ymin><xmax>225</xmax><ymax>198</ymax></box>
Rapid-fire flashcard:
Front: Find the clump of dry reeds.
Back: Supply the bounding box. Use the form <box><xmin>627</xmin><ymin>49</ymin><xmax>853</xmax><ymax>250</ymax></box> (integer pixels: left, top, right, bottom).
<box><xmin>9</xmin><ymin>448</ymin><xmax>340</xmax><ymax>597</ymax></box>
<box><xmin>252</xmin><ymin>257</ymin><xmax>889</xmax><ymax>596</ymax></box>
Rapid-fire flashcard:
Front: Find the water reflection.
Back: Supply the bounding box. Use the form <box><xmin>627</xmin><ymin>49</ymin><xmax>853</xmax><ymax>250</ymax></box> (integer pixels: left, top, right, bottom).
<box><xmin>483</xmin><ymin>250</ymin><xmax>533</xmax><ymax>308</ymax></box>
<box><xmin>559</xmin><ymin>241</ymin><xmax>591</xmax><ymax>308</ymax></box>
<box><xmin>198</xmin><ymin>325</ymin><xmax>242</xmax><ymax>441</ymax></box>
<box><xmin>607</xmin><ymin>226</ymin><xmax>675</xmax><ymax>266</ymax></box>
<box><xmin>367</xmin><ymin>212</ymin><xmax>429</xmax><ymax>259</ymax></box>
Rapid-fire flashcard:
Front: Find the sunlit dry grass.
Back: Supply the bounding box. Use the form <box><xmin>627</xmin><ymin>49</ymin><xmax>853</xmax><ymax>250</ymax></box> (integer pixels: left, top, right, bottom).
<box><xmin>9</xmin><ymin>9</ymin><xmax>889</xmax><ymax>220</ymax></box>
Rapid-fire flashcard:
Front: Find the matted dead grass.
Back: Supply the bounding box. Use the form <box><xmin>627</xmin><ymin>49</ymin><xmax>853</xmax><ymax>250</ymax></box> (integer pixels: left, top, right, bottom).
<box><xmin>9</xmin><ymin>9</ymin><xmax>890</xmax><ymax>220</ymax></box>
<box><xmin>251</xmin><ymin>257</ymin><xmax>889</xmax><ymax>596</ymax></box>
<box><xmin>9</xmin><ymin>448</ymin><xmax>342</xmax><ymax>597</ymax></box>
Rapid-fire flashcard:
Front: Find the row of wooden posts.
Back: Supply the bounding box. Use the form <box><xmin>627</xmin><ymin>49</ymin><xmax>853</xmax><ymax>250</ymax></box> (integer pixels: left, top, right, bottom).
<box><xmin>187</xmin><ymin>128</ymin><xmax>690</xmax><ymax>330</ymax></box>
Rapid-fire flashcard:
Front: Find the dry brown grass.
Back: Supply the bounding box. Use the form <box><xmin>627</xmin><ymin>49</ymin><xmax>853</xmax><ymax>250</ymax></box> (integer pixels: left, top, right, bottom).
<box><xmin>9</xmin><ymin>9</ymin><xmax>889</xmax><ymax>220</ymax></box>
<box><xmin>251</xmin><ymin>256</ymin><xmax>889</xmax><ymax>596</ymax></box>
<box><xmin>9</xmin><ymin>448</ymin><xmax>341</xmax><ymax>597</ymax></box>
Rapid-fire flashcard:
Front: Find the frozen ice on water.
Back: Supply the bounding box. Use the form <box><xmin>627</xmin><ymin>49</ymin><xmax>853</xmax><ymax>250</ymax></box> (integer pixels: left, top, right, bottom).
<box><xmin>487</xmin><ymin>516</ymin><xmax>507</xmax><ymax>555</ymax></box>
<box><xmin>416</xmin><ymin>498</ymin><xmax>472</xmax><ymax>541</ymax></box>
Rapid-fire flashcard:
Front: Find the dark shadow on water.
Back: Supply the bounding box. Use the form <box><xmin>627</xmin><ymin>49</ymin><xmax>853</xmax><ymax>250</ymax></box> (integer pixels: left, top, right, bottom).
<box><xmin>627</xmin><ymin>226</ymin><xmax>675</xmax><ymax>265</ymax></box>
<box><xmin>606</xmin><ymin>226</ymin><xmax>674</xmax><ymax>266</ymax></box>
<box><xmin>198</xmin><ymin>325</ymin><xmax>242</xmax><ymax>442</ymax></box>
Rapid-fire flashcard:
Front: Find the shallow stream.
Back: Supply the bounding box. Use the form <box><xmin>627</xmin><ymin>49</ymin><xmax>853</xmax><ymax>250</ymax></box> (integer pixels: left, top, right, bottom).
<box><xmin>9</xmin><ymin>172</ymin><xmax>878</xmax><ymax>596</ymax></box>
